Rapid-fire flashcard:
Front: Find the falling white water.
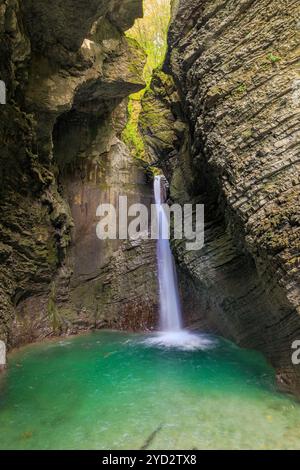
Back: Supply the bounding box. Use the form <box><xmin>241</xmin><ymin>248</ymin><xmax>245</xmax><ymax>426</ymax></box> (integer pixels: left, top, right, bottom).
<box><xmin>154</xmin><ymin>175</ymin><xmax>182</xmax><ymax>332</ymax></box>
<box><xmin>144</xmin><ymin>176</ymin><xmax>216</xmax><ymax>351</ymax></box>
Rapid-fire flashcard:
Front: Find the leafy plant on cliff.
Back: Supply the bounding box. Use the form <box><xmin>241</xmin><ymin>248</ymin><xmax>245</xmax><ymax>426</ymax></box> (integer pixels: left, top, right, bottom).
<box><xmin>236</xmin><ymin>83</ymin><xmax>247</xmax><ymax>94</ymax></box>
<box><xmin>267</xmin><ymin>53</ymin><xmax>281</xmax><ymax>63</ymax></box>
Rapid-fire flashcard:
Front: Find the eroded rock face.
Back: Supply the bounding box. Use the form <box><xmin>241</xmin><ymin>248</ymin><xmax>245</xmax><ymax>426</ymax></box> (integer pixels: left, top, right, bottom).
<box><xmin>141</xmin><ymin>1</ymin><xmax>300</xmax><ymax>394</ymax></box>
<box><xmin>14</xmin><ymin>103</ymin><xmax>158</xmax><ymax>344</ymax></box>
<box><xmin>0</xmin><ymin>0</ymin><xmax>158</xmax><ymax>347</ymax></box>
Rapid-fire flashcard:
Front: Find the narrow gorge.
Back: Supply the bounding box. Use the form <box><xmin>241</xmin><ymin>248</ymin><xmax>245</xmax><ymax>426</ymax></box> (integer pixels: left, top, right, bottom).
<box><xmin>0</xmin><ymin>0</ymin><xmax>300</xmax><ymax>451</ymax></box>
<box><xmin>140</xmin><ymin>0</ymin><xmax>300</xmax><ymax>395</ymax></box>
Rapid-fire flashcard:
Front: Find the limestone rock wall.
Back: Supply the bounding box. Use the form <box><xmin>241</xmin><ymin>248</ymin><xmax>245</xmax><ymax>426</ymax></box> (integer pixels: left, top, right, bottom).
<box><xmin>141</xmin><ymin>0</ymin><xmax>300</xmax><ymax>394</ymax></box>
<box><xmin>0</xmin><ymin>0</ymin><xmax>158</xmax><ymax>347</ymax></box>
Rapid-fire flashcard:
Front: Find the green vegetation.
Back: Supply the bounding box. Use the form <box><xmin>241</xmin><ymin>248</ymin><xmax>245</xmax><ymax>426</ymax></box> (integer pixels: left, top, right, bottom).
<box><xmin>126</xmin><ymin>0</ymin><xmax>171</xmax><ymax>84</ymax></box>
<box><xmin>236</xmin><ymin>83</ymin><xmax>247</xmax><ymax>94</ymax></box>
<box><xmin>266</xmin><ymin>53</ymin><xmax>281</xmax><ymax>63</ymax></box>
<box><xmin>122</xmin><ymin>89</ymin><xmax>147</xmax><ymax>160</ymax></box>
<box><xmin>122</xmin><ymin>0</ymin><xmax>171</xmax><ymax>161</ymax></box>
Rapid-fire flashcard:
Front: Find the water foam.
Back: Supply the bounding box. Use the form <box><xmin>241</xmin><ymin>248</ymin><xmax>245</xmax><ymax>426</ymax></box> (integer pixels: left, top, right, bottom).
<box><xmin>143</xmin><ymin>330</ymin><xmax>217</xmax><ymax>351</ymax></box>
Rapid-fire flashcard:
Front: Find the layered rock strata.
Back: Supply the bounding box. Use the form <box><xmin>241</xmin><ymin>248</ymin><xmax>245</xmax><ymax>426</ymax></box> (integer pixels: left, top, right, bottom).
<box><xmin>0</xmin><ymin>0</ymin><xmax>158</xmax><ymax>347</ymax></box>
<box><xmin>141</xmin><ymin>0</ymin><xmax>300</xmax><ymax>394</ymax></box>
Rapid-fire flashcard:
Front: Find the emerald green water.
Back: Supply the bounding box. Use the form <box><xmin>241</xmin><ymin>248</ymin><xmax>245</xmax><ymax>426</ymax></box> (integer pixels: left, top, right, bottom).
<box><xmin>1</xmin><ymin>331</ymin><xmax>300</xmax><ymax>450</ymax></box>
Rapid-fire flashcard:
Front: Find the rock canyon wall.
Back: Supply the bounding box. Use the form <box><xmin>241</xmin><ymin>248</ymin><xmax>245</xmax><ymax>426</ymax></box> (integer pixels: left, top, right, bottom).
<box><xmin>141</xmin><ymin>0</ymin><xmax>300</xmax><ymax>394</ymax></box>
<box><xmin>0</xmin><ymin>0</ymin><xmax>157</xmax><ymax>347</ymax></box>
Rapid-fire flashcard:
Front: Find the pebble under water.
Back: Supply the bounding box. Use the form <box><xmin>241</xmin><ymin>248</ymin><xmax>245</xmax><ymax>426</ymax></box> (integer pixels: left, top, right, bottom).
<box><xmin>1</xmin><ymin>330</ymin><xmax>300</xmax><ymax>450</ymax></box>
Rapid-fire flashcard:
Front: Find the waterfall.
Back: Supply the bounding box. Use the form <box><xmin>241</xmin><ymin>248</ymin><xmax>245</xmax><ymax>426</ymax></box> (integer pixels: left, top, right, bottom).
<box><xmin>154</xmin><ymin>175</ymin><xmax>182</xmax><ymax>332</ymax></box>
<box><xmin>144</xmin><ymin>176</ymin><xmax>215</xmax><ymax>351</ymax></box>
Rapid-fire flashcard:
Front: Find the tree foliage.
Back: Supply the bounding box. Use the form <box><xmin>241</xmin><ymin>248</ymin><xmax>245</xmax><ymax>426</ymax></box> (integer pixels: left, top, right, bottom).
<box><xmin>123</xmin><ymin>1</ymin><xmax>171</xmax><ymax>162</ymax></box>
<box><xmin>126</xmin><ymin>0</ymin><xmax>171</xmax><ymax>83</ymax></box>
